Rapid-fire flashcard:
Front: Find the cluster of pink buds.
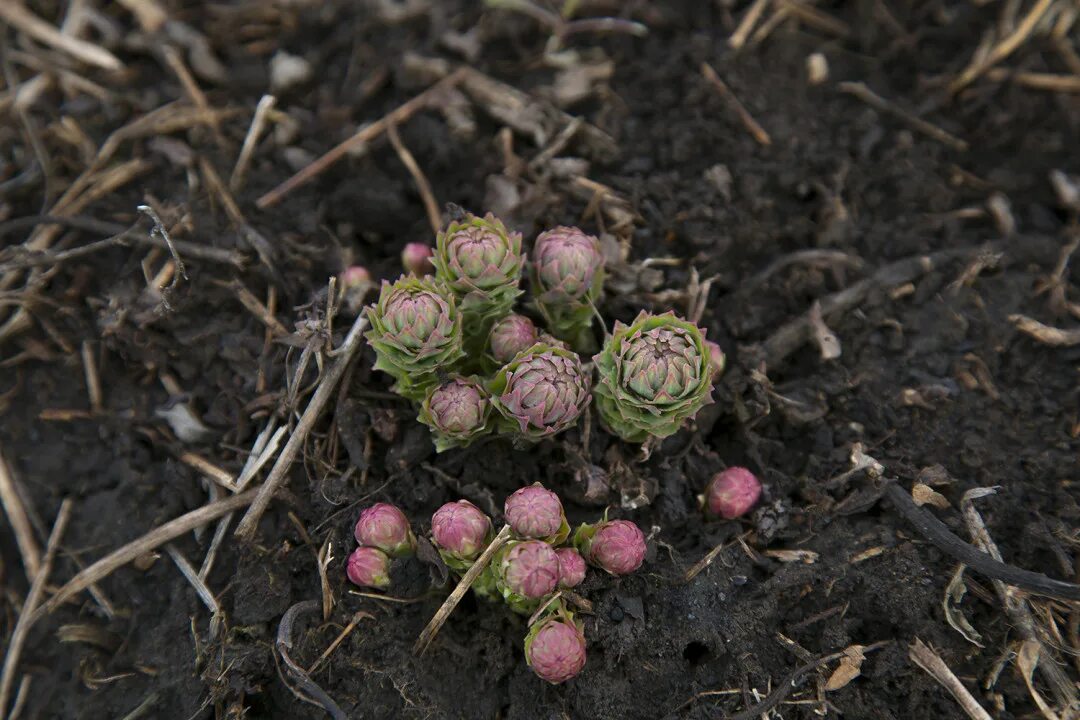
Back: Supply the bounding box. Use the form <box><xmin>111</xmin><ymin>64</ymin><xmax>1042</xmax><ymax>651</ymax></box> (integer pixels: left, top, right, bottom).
<box><xmin>427</xmin><ymin>483</ymin><xmax>647</xmax><ymax>684</ymax></box>
<box><xmin>346</xmin><ymin>503</ymin><xmax>416</xmax><ymax>590</ymax></box>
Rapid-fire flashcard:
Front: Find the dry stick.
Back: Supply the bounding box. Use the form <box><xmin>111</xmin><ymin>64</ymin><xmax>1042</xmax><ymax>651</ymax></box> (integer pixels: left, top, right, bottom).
<box><xmin>1008</xmin><ymin>314</ymin><xmax>1080</xmax><ymax>346</ymax></box>
<box><xmin>776</xmin><ymin>0</ymin><xmax>850</xmax><ymax>37</ymax></box>
<box><xmin>909</xmin><ymin>638</ymin><xmax>993</xmax><ymax>720</ymax></box>
<box><xmin>984</xmin><ymin>68</ymin><xmax>1080</xmax><ymax>93</ymax></box>
<box><xmin>949</xmin><ymin>0</ymin><xmax>1055</xmax><ymax>94</ymax></box>
<box><xmin>231</xmin><ymin>94</ymin><xmax>277</xmax><ymax>192</ymax></box>
<box><xmin>701</xmin><ymin>63</ymin><xmax>771</xmax><ymax>146</ymax></box>
<box><xmin>7</xmin><ymin>674</ymin><xmax>31</xmax><ymax>720</ymax></box>
<box><xmin>414</xmin><ymin>525</ymin><xmax>513</xmax><ymax>656</ymax></box>
<box><xmin>234</xmin><ymin>315</ymin><xmax>370</xmax><ymax>540</ymax></box>
<box><xmin>256</xmin><ymin>68</ymin><xmax>467</xmax><ymax>209</ymax></box>
<box><xmin>386</xmin><ymin>120</ymin><xmax>442</xmax><ymax>235</ymax></box>
<box><xmin>40</xmin><ymin>489</ymin><xmax>258</xmax><ymax>615</ymax></box>
<box><xmin>0</xmin><ymin>3</ymin><xmax>123</xmax><ymax>71</ymax></box>
<box><xmin>729</xmin><ymin>0</ymin><xmax>771</xmax><ymax>49</ymax></box>
<box><xmin>0</xmin><ymin>448</ymin><xmax>41</xmax><ymax>583</ymax></box>
<box><xmin>116</xmin><ymin>0</ymin><xmax>167</xmax><ymax>33</ymax></box>
<box><xmin>80</xmin><ymin>340</ymin><xmax>103</xmax><ymax>413</ymax></box>
<box><xmin>306</xmin><ymin>611</ymin><xmax>373</xmax><ymax>675</ymax></box>
<box><xmin>161</xmin><ymin>46</ymin><xmax>227</xmax><ymax>151</ymax></box>
<box><xmin>0</xmin><ymin>498</ymin><xmax>73</xmax><ymax>717</ymax></box>
<box><xmin>219</xmin><ymin>279</ymin><xmax>290</xmax><ymax>337</ymax></box>
<box><xmin>838</xmin><ymin>82</ymin><xmax>969</xmax><ymax>152</ymax></box>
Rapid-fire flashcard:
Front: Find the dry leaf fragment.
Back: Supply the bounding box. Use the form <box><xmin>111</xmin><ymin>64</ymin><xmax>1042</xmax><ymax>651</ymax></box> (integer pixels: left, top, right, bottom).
<box><xmin>825</xmin><ymin>644</ymin><xmax>866</xmax><ymax>691</ymax></box>
<box><xmin>913</xmin><ymin>483</ymin><xmax>951</xmax><ymax>509</ymax></box>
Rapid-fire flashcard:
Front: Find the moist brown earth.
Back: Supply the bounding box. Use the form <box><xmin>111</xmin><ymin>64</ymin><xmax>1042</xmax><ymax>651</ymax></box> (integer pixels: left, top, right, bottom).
<box><xmin>1</xmin><ymin>2</ymin><xmax>1078</xmax><ymax>719</ymax></box>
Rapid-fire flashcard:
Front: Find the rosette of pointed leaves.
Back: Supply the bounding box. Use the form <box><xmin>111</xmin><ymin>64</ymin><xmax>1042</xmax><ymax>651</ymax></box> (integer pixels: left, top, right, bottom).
<box><xmin>592</xmin><ymin>311</ymin><xmax>714</xmax><ymax>442</ymax></box>
<box><xmin>488</xmin><ymin>342</ymin><xmax>590</xmax><ymax>441</ymax></box>
<box><xmin>363</xmin><ymin>275</ymin><xmax>464</xmax><ymax>401</ymax></box>
<box><xmin>531</xmin><ymin>226</ymin><xmax>604</xmax><ymax>351</ymax></box>
<box><xmin>433</xmin><ymin>213</ymin><xmax>524</xmax><ymax>350</ymax></box>
<box><xmin>525</xmin><ymin>613</ymin><xmax>587</xmax><ymax>684</ymax></box>
<box><xmin>418</xmin><ymin>377</ymin><xmax>492</xmax><ymax>452</ymax></box>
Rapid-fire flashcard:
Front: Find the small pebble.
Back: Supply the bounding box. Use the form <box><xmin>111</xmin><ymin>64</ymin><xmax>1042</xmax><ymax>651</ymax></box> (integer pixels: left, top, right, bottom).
<box><xmin>270</xmin><ymin>51</ymin><xmax>313</xmax><ymax>92</ymax></box>
<box><xmin>807</xmin><ymin>53</ymin><xmax>829</xmax><ymax>85</ymax></box>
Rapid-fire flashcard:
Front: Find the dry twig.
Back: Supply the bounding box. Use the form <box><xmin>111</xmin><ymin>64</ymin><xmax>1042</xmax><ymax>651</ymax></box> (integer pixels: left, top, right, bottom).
<box><xmin>701</xmin><ymin>63</ymin><xmax>771</xmax><ymax>146</ymax></box>
<box><xmin>386</xmin><ymin>120</ymin><xmax>442</xmax><ymax>235</ymax></box>
<box><xmin>0</xmin><ymin>3</ymin><xmax>123</xmax><ymax>71</ymax></box>
<box><xmin>0</xmin><ymin>448</ymin><xmax>41</xmax><ymax>583</ymax></box>
<box><xmin>1008</xmin><ymin>314</ymin><xmax>1080</xmax><ymax>346</ymax></box>
<box><xmin>909</xmin><ymin>638</ymin><xmax>993</xmax><ymax>720</ymax></box>
<box><xmin>839</xmin><ymin>82</ymin><xmax>969</xmax><ymax>151</ymax></box>
<box><xmin>949</xmin><ymin>0</ymin><xmax>1055</xmax><ymax>94</ymax></box>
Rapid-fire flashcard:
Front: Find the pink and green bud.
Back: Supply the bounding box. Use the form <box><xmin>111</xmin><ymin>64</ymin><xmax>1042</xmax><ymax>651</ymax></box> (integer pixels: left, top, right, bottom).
<box><xmin>593</xmin><ymin>311</ymin><xmax>714</xmax><ymax>442</ymax></box>
<box><xmin>488</xmin><ymin>342</ymin><xmax>591</xmax><ymax>440</ymax></box>
<box><xmin>498</xmin><ymin>540</ymin><xmax>560</xmax><ymax>599</ymax></box>
<box><xmin>555</xmin><ymin>548</ymin><xmax>586</xmax><ymax>588</ymax></box>
<box><xmin>434</xmin><ymin>213</ymin><xmax>524</xmax><ymax>326</ymax></box>
<box><xmin>705</xmin><ymin>340</ymin><xmax>726</xmax><ymax>380</ymax></box>
<box><xmin>575</xmin><ymin>519</ymin><xmax>646</xmax><ymax>576</ymax></box>
<box><xmin>706</xmin><ymin>467</ymin><xmax>761</xmax><ymax>519</ymax></box>
<box><xmin>354</xmin><ymin>503</ymin><xmax>416</xmax><ymax>558</ymax></box>
<box><xmin>339</xmin><ymin>265</ymin><xmax>373</xmax><ymax>315</ymax></box>
<box><xmin>431</xmin><ymin>500</ymin><xmax>492</xmax><ymax>562</ymax></box>
<box><xmin>525</xmin><ymin>617</ymin><xmax>587</xmax><ymax>684</ymax></box>
<box><xmin>346</xmin><ymin>546</ymin><xmax>391</xmax><ymax>589</ymax></box>
<box><xmin>488</xmin><ymin>314</ymin><xmax>539</xmax><ymax>364</ymax></box>
<box><xmin>418</xmin><ymin>378</ymin><xmax>492</xmax><ymax>452</ymax></box>
<box><xmin>402</xmin><ymin>242</ymin><xmax>435</xmax><ymax>276</ymax></box>
<box><xmin>504</xmin><ymin>484</ymin><xmax>566</xmax><ymax>540</ymax></box>
<box><xmin>532</xmin><ymin>226</ymin><xmax>604</xmax><ymax>305</ymax></box>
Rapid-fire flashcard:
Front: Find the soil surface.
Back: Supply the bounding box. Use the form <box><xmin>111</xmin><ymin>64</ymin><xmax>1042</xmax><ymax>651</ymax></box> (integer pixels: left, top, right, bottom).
<box><xmin>1</xmin><ymin>2</ymin><xmax>1078</xmax><ymax>719</ymax></box>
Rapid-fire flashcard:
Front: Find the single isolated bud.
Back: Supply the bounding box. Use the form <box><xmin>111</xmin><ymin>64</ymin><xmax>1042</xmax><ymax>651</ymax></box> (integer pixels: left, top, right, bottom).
<box><xmin>402</xmin><ymin>242</ymin><xmax>435</xmax><ymax>276</ymax></box>
<box><xmin>575</xmin><ymin>519</ymin><xmax>646</xmax><ymax>576</ymax></box>
<box><xmin>704</xmin><ymin>340</ymin><xmax>726</xmax><ymax>380</ymax></box>
<box><xmin>346</xmin><ymin>546</ymin><xmax>391</xmax><ymax>589</ymax></box>
<box><xmin>431</xmin><ymin>500</ymin><xmax>492</xmax><ymax>562</ymax></box>
<box><xmin>354</xmin><ymin>503</ymin><xmax>416</xmax><ymax>558</ymax></box>
<box><xmin>706</xmin><ymin>467</ymin><xmax>761</xmax><ymax>519</ymax></box>
<box><xmin>525</xmin><ymin>617</ymin><xmax>587</xmax><ymax>684</ymax></box>
<box><xmin>555</xmin><ymin>548</ymin><xmax>586</xmax><ymax>589</ymax></box>
<box><xmin>531</xmin><ymin>226</ymin><xmax>605</xmax><ymax>351</ymax></box>
<box><xmin>418</xmin><ymin>378</ymin><xmax>492</xmax><ymax>452</ymax></box>
<box><xmin>504</xmin><ymin>484</ymin><xmax>565</xmax><ymax>540</ymax></box>
<box><xmin>488</xmin><ymin>314</ymin><xmax>539</xmax><ymax>364</ymax></box>
<box><xmin>499</xmin><ymin>540</ymin><xmax>561</xmax><ymax>599</ymax></box>
<box><xmin>339</xmin><ymin>265</ymin><xmax>373</xmax><ymax>315</ymax></box>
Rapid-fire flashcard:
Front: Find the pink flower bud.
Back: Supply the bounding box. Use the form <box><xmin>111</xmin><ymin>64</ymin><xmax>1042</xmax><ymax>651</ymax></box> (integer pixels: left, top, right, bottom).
<box><xmin>580</xmin><ymin>519</ymin><xmax>645</xmax><ymax>576</ymax></box>
<box><xmin>431</xmin><ymin>500</ymin><xmax>491</xmax><ymax>561</ymax></box>
<box><xmin>489</xmin><ymin>314</ymin><xmax>539</xmax><ymax>364</ymax></box>
<box><xmin>346</xmin><ymin>546</ymin><xmax>391</xmax><ymax>589</ymax></box>
<box><xmin>500</xmin><ymin>540</ymin><xmax>560</xmax><ymax>599</ymax></box>
<box><xmin>555</xmin><ymin>548</ymin><xmax>586</xmax><ymax>588</ymax></box>
<box><xmin>504</xmin><ymin>484</ymin><xmax>564</xmax><ymax>539</ymax></box>
<box><xmin>339</xmin><ymin>265</ymin><xmax>373</xmax><ymax>315</ymax></box>
<box><xmin>354</xmin><ymin>503</ymin><xmax>416</xmax><ymax>558</ymax></box>
<box><xmin>526</xmin><ymin>619</ymin><xmax>587</xmax><ymax>684</ymax></box>
<box><xmin>705</xmin><ymin>340</ymin><xmax>726</xmax><ymax>379</ymax></box>
<box><xmin>401</xmin><ymin>242</ymin><xmax>435</xmax><ymax>276</ymax></box>
<box><xmin>706</xmin><ymin>467</ymin><xmax>761</xmax><ymax>519</ymax></box>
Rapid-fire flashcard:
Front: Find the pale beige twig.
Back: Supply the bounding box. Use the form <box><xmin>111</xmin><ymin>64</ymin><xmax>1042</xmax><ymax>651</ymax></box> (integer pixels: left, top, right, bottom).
<box><xmin>949</xmin><ymin>0</ymin><xmax>1055</xmax><ymax>94</ymax></box>
<box><xmin>116</xmin><ymin>0</ymin><xmax>168</xmax><ymax>32</ymax></box>
<box><xmin>80</xmin><ymin>340</ymin><xmax>103</xmax><ymax>413</ymax></box>
<box><xmin>231</xmin><ymin>94</ymin><xmax>277</xmax><ymax>192</ymax></box>
<box><xmin>909</xmin><ymin>638</ymin><xmax>992</xmax><ymax>720</ymax></box>
<box><xmin>386</xmin><ymin>120</ymin><xmax>442</xmax><ymax>235</ymax></box>
<box><xmin>838</xmin><ymin>82</ymin><xmax>969</xmax><ymax>151</ymax></box>
<box><xmin>1009</xmin><ymin>314</ymin><xmax>1080</xmax><ymax>346</ymax></box>
<box><xmin>0</xmin><ymin>448</ymin><xmax>41</xmax><ymax>583</ymax></box>
<box><xmin>701</xmin><ymin>63</ymin><xmax>771</xmax><ymax>146</ymax></box>
<box><xmin>306</xmin><ymin>611</ymin><xmax>373</xmax><ymax>675</ymax></box>
<box><xmin>0</xmin><ymin>3</ymin><xmax>123</xmax><ymax>71</ymax></box>
<box><xmin>729</xmin><ymin>0</ymin><xmax>771</xmax><ymax>49</ymax></box>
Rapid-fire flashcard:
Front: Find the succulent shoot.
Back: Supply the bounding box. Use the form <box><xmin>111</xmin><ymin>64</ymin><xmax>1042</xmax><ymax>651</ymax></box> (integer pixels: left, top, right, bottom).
<box><xmin>354</xmin><ymin>503</ymin><xmax>416</xmax><ymax>558</ymax></box>
<box><xmin>555</xmin><ymin>548</ymin><xmax>586</xmax><ymax>589</ymax></box>
<box><xmin>532</xmin><ymin>226</ymin><xmax>604</xmax><ymax>351</ymax></box>
<box><xmin>339</xmin><ymin>265</ymin><xmax>373</xmax><ymax>316</ymax></box>
<box><xmin>704</xmin><ymin>340</ymin><xmax>726</xmax><ymax>380</ymax></box>
<box><xmin>706</xmin><ymin>466</ymin><xmax>761</xmax><ymax>519</ymax></box>
<box><xmin>525</xmin><ymin>615</ymin><xmax>587</xmax><ymax>684</ymax></box>
<box><xmin>574</xmin><ymin>519</ymin><xmax>646</xmax><ymax>576</ymax></box>
<box><xmin>496</xmin><ymin>540</ymin><xmax>561</xmax><ymax>610</ymax></box>
<box><xmin>418</xmin><ymin>378</ymin><xmax>492</xmax><ymax>452</ymax></box>
<box><xmin>401</xmin><ymin>242</ymin><xmax>435</xmax><ymax>276</ymax></box>
<box><xmin>431</xmin><ymin>500</ymin><xmax>492</xmax><ymax>569</ymax></box>
<box><xmin>488</xmin><ymin>314</ymin><xmax>539</xmax><ymax>365</ymax></box>
<box><xmin>504</xmin><ymin>483</ymin><xmax>568</xmax><ymax>542</ymax></box>
<box><xmin>364</xmin><ymin>275</ymin><xmax>465</xmax><ymax>401</ymax></box>
<box><xmin>433</xmin><ymin>212</ymin><xmax>524</xmax><ymax>349</ymax></box>
<box><xmin>346</xmin><ymin>546</ymin><xmax>391</xmax><ymax>589</ymax></box>
<box><xmin>489</xmin><ymin>342</ymin><xmax>590</xmax><ymax>441</ymax></box>
<box><xmin>592</xmin><ymin>311</ymin><xmax>714</xmax><ymax>443</ymax></box>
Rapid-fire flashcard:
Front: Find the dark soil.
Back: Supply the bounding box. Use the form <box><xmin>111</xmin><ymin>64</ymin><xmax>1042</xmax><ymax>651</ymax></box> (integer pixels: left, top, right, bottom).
<box><xmin>2</xmin><ymin>2</ymin><xmax>1078</xmax><ymax>719</ymax></box>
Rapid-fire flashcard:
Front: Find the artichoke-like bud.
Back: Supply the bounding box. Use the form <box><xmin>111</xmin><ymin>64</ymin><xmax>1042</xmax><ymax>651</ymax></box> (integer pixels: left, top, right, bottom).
<box><xmin>555</xmin><ymin>548</ymin><xmax>586</xmax><ymax>588</ymax></box>
<box><xmin>488</xmin><ymin>314</ymin><xmax>539</xmax><ymax>365</ymax></box>
<box><xmin>532</xmin><ymin>226</ymin><xmax>604</xmax><ymax>351</ymax></box>
<box><xmin>346</xmin><ymin>546</ymin><xmax>391</xmax><ymax>589</ymax></box>
<box><xmin>574</xmin><ymin>519</ymin><xmax>646</xmax><ymax>576</ymax></box>
<box><xmin>704</xmin><ymin>340</ymin><xmax>726</xmax><ymax>380</ymax></box>
<box><xmin>504</xmin><ymin>483</ymin><xmax>570</xmax><ymax>543</ymax></box>
<box><xmin>489</xmin><ymin>342</ymin><xmax>590</xmax><ymax>441</ymax></box>
<box><xmin>364</xmin><ymin>275</ymin><xmax>465</xmax><ymax>400</ymax></box>
<box><xmin>401</xmin><ymin>242</ymin><xmax>435</xmax><ymax>276</ymax></box>
<box><xmin>592</xmin><ymin>311</ymin><xmax>714</xmax><ymax>442</ymax></box>
<box><xmin>495</xmin><ymin>540</ymin><xmax>561</xmax><ymax>609</ymax></box>
<box><xmin>525</xmin><ymin>615</ymin><xmax>587</xmax><ymax>684</ymax></box>
<box><xmin>418</xmin><ymin>378</ymin><xmax>492</xmax><ymax>452</ymax></box>
<box><xmin>431</xmin><ymin>500</ymin><xmax>492</xmax><ymax>570</ymax></box>
<box><xmin>433</xmin><ymin>213</ymin><xmax>524</xmax><ymax>349</ymax></box>
<box><xmin>706</xmin><ymin>466</ymin><xmax>761</xmax><ymax>519</ymax></box>
<box><xmin>339</xmin><ymin>265</ymin><xmax>373</xmax><ymax>316</ymax></box>
<box><xmin>354</xmin><ymin>503</ymin><xmax>416</xmax><ymax>557</ymax></box>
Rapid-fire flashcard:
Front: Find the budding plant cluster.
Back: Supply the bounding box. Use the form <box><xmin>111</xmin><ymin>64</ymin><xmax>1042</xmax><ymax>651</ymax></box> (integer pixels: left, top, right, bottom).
<box><xmin>356</xmin><ymin>211</ymin><xmax>723</xmax><ymax>450</ymax></box>
<box><xmin>347</xmin><ymin>483</ymin><xmax>647</xmax><ymax>684</ymax></box>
